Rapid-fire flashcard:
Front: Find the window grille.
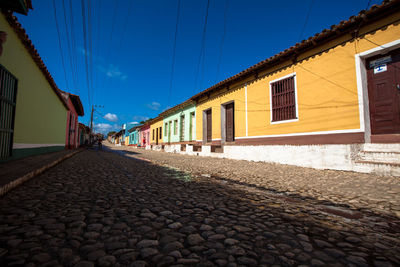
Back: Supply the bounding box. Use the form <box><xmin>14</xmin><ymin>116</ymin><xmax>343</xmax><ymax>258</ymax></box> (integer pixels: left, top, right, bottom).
<box><xmin>271</xmin><ymin>75</ymin><xmax>296</xmax><ymax>122</ymax></box>
<box><xmin>0</xmin><ymin>65</ymin><xmax>17</xmax><ymax>159</ymax></box>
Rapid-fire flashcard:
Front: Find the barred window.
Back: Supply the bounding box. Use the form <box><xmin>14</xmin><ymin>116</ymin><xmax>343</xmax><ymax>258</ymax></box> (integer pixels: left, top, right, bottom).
<box><xmin>270</xmin><ymin>74</ymin><xmax>297</xmax><ymax>122</ymax></box>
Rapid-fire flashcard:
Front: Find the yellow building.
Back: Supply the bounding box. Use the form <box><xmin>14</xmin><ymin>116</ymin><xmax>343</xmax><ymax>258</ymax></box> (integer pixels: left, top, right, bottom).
<box><xmin>149</xmin><ymin>117</ymin><xmax>163</xmax><ymax>147</ymax></box>
<box><xmin>190</xmin><ymin>1</ymin><xmax>400</xmax><ymax>175</ymax></box>
<box><xmin>0</xmin><ymin>8</ymin><xmax>71</xmax><ymax>160</ymax></box>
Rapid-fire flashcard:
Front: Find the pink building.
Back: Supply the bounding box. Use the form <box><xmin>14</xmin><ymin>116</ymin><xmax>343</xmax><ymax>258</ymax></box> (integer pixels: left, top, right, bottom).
<box><xmin>60</xmin><ymin>91</ymin><xmax>84</xmax><ymax>149</ymax></box>
<box><xmin>139</xmin><ymin>124</ymin><xmax>150</xmax><ymax>147</ymax></box>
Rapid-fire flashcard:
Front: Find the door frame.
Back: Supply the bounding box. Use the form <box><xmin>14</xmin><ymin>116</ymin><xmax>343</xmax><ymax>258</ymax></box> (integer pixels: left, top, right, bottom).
<box><xmin>189</xmin><ymin>112</ymin><xmax>195</xmax><ymax>141</ymax></box>
<box><xmin>220</xmin><ymin>100</ymin><xmax>234</xmax><ymax>144</ymax></box>
<box><xmin>202</xmin><ymin>108</ymin><xmax>212</xmax><ymax>144</ymax></box>
<box><xmin>355</xmin><ymin>39</ymin><xmax>400</xmax><ymax>143</ymax></box>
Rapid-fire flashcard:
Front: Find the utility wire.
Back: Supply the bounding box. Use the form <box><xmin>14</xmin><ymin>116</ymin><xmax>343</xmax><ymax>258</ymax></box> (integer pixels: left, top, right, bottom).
<box><xmin>106</xmin><ymin>0</ymin><xmax>134</xmax><ymax>102</ymax></box>
<box><xmin>68</xmin><ymin>0</ymin><xmax>80</xmax><ymax>94</ymax></box>
<box><xmin>215</xmin><ymin>0</ymin><xmax>229</xmax><ymax>83</ymax></box>
<box><xmin>194</xmin><ymin>0</ymin><xmax>210</xmax><ymax>94</ymax></box>
<box><xmin>87</xmin><ymin>0</ymin><xmax>95</xmax><ymax>105</ymax></box>
<box><xmin>61</xmin><ymin>0</ymin><xmax>78</xmax><ymax>93</ymax></box>
<box><xmin>298</xmin><ymin>0</ymin><xmax>314</xmax><ymax>42</ymax></box>
<box><xmin>52</xmin><ymin>0</ymin><xmax>69</xmax><ymax>91</ymax></box>
<box><xmin>168</xmin><ymin>0</ymin><xmax>181</xmax><ymax>106</ymax></box>
<box><xmin>81</xmin><ymin>0</ymin><xmax>92</xmax><ymax>109</ymax></box>
<box><xmin>98</xmin><ymin>0</ymin><xmax>119</xmax><ymax>99</ymax></box>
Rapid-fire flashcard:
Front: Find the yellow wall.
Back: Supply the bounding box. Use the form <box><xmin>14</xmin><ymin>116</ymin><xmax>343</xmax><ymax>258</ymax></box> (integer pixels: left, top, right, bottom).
<box><xmin>196</xmin><ymin>12</ymin><xmax>400</xmax><ymax>141</ymax></box>
<box><xmin>0</xmin><ymin>15</ymin><xmax>68</xmax><ymax>145</ymax></box>
<box><xmin>150</xmin><ymin>118</ymin><xmax>163</xmax><ymax>144</ymax></box>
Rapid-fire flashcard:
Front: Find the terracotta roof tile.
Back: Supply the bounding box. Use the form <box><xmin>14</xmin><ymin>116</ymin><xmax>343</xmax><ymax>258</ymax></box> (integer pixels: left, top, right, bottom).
<box><xmin>191</xmin><ymin>0</ymin><xmax>400</xmax><ymax>101</ymax></box>
<box><xmin>2</xmin><ymin>10</ymin><xmax>70</xmax><ymax>111</ymax></box>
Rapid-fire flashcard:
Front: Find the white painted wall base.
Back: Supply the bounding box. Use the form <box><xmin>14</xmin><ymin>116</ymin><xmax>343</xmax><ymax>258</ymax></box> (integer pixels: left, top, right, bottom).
<box><xmin>151</xmin><ymin>143</ymin><xmax>400</xmax><ymax>177</ymax></box>
<box><xmin>152</xmin><ymin>145</ymin><xmax>163</xmax><ymax>151</ymax></box>
<box><xmin>164</xmin><ymin>144</ymin><xmax>181</xmax><ymax>153</ymax></box>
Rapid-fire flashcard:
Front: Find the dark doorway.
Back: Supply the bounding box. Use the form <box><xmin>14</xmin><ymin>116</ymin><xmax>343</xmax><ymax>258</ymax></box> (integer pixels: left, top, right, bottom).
<box><xmin>225</xmin><ymin>102</ymin><xmax>234</xmax><ymax>142</ymax></box>
<box><xmin>367</xmin><ymin>48</ymin><xmax>400</xmax><ymax>134</ymax></box>
<box><xmin>156</xmin><ymin>127</ymin><xmax>159</xmax><ymax>145</ymax></box>
<box><xmin>206</xmin><ymin>109</ymin><xmax>212</xmax><ymax>143</ymax></box>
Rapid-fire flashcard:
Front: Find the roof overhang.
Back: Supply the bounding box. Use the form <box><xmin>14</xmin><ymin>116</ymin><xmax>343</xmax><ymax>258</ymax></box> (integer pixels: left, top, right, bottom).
<box><xmin>0</xmin><ymin>0</ymin><xmax>33</xmax><ymax>15</ymax></box>
<box><xmin>69</xmin><ymin>94</ymin><xmax>84</xmax><ymax>116</ymax></box>
<box><xmin>190</xmin><ymin>0</ymin><xmax>400</xmax><ymax>102</ymax></box>
<box><xmin>2</xmin><ymin>11</ymin><xmax>70</xmax><ymax>111</ymax></box>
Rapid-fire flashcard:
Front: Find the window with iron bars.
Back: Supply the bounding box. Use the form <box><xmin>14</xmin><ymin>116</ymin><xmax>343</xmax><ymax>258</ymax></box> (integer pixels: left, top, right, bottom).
<box><xmin>270</xmin><ymin>75</ymin><xmax>297</xmax><ymax>122</ymax></box>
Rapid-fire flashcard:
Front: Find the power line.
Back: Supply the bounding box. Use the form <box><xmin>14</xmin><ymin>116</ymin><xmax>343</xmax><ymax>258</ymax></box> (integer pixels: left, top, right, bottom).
<box><xmin>105</xmin><ymin>0</ymin><xmax>134</xmax><ymax>101</ymax></box>
<box><xmin>68</xmin><ymin>0</ymin><xmax>80</xmax><ymax>94</ymax></box>
<box><xmin>61</xmin><ymin>0</ymin><xmax>78</xmax><ymax>93</ymax></box>
<box><xmin>87</xmin><ymin>0</ymin><xmax>94</xmax><ymax>105</ymax></box>
<box><xmin>215</xmin><ymin>0</ymin><xmax>229</xmax><ymax>83</ymax></box>
<box><xmin>298</xmin><ymin>0</ymin><xmax>314</xmax><ymax>42</ymax></box>
<box><xmin>80</xmin><ymin>0</ymin><xmax>92</xmax><ymax>109</ymax></box>
<box><xmin>52</xmin><ymin>0</ymin><xmax>69</xmax><ymax>91</ymax></box>
<box><xmin>168</xmin><ymin>0</ymin><xmax>181</xmax><ymax>106</ymax></box>
<box><xmin>194</xmin><ymin>0</ymin><xmax>210</xmax><ymax>94</ymax></box>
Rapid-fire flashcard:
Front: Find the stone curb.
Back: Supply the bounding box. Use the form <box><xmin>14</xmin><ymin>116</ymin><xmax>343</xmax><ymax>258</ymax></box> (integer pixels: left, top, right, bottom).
<box><xmin>0</xmin><ymin>149</ymin><xmax>83</xmax><ymax>197</ymax></box>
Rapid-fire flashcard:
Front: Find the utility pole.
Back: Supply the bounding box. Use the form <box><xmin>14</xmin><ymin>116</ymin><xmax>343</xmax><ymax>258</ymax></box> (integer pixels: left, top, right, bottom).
<box><xmin>89</xmin><ymin>105</ymin><xmax>104</xmax><ymax>145</ymax></box>
<box><xmin>90</xmin><ymin>105</ymin><xmax>94</xmax><ymax>145</ymax></box>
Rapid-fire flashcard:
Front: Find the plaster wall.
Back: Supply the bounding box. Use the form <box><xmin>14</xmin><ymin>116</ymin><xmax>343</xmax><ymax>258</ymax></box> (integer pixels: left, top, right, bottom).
<box><xmin>0</xmin><ymin>15</ymin><xmax>67</xmax><ymax>148</ymax></box>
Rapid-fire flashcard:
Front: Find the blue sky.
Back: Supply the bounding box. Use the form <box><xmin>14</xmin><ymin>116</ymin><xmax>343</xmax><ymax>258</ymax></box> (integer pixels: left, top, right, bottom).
<box><xmin>16</xmin><ymin>0</ymin><xmax>381</xmax><ymax>134</ymax></box>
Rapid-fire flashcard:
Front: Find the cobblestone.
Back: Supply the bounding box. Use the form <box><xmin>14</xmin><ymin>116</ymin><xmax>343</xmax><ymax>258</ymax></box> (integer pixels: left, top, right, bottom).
<box><xmin>0</xmin><ymin>148</ymin><xmax>399</xmax><ymax>266</ymax></box>
<box><xmin>108</xmin><ymin>143</ymin><xmax>400</xmax><ymax>217</ymax></box>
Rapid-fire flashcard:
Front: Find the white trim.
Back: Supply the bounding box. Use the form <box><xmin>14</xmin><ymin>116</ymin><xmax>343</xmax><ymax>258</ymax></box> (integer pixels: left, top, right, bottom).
<box><xmin>354</xmin><ymin>38</ymin><xmax>400</xmax><ymax>143</ymax></box>
<box><xmin>235</xmin><ymin>128</ymin><xmax>363</xmax><ymax>139</ymax></box>
<box><xmin>358</xmin><ymin>39</ymin><xmax>400</xmax><ymax>57</ymax></box>
<box><xmin>355</xmin><ymin>55</ymin><xmax>367</xmax><ymax>135</ymax></box>
<box><xmin>270</xmin><ymin>118</ymin><xmax>299</xmax><ymax>125</ymax></box>
<box><xmin>269</xmin><ymin>72</ymin><xmax>299</xmax><ymax>125</ymax></box>
<box><xmin>13</xmin><ymin>143</ymin><xmax>65</xmax><ymax>149</ymax></box>
<box><xmin>212</xmin><ymin>138</ymin><xmax>221</xmax><ymax>141</ymax></box>
<box><xmin>245</xmin><ymin>82</ymin><xmax>248</xmax><ymax>137</ymax></box>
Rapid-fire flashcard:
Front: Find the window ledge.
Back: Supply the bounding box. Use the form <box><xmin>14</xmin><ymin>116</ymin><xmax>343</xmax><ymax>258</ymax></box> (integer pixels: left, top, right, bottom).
<box><xmin>270</xmin><ymin>118</ymin><xmax>299</xmax><ymax>125</ymax></box>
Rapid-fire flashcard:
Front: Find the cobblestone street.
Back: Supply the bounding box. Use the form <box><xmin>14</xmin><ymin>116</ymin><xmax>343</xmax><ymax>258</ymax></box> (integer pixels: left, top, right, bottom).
<box><xmin>1</xmin><ymin>147</ymin><xmax>399</xmax><ymax>266</ymax></box>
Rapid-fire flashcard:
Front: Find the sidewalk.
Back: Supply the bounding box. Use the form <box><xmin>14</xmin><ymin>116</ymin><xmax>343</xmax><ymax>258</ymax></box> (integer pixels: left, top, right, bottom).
<box><xmin>0</xmin><ymin>149</ymin><xmax>81</xmax><ymax>196</ymax></box>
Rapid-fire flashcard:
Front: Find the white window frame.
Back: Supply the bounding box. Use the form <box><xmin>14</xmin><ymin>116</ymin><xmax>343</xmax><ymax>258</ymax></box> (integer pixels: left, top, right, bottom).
<box><xmin>269</xmin><ymin>72</ymin><xmax>299</xmax><ymax>124</ymax></box>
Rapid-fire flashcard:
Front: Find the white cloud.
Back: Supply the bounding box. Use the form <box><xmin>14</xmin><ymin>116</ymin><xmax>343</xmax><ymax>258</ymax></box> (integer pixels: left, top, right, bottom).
<box><xmin>94</xmin><ymin>123</ymin><xmax>119</xmax><ymax>134</ymax></box>
<box><xmin>129</xmin><ymin>121</ymin><xmax>139</xmax><ymax>125</ymax></box>
<box><xmin>97</xmin><ymin>64</ymin><xmax>128</xmax><ymax>81</ymax></box>
<box><xmin>103</xmin><ymin>113</ymin><xmax>118</xmax><ymax>122</ymax></box>
<box><xmin>146</xmin><ymin>101</ymin><xmax>161</xmax><ymax>111</ymax></box>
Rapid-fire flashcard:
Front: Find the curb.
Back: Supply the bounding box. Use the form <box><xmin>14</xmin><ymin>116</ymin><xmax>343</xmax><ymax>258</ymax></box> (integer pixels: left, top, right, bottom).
<box><xmin>0</xmin><ymin>149</ymin><xmax>83</xmax><ymax>197</ymax></box>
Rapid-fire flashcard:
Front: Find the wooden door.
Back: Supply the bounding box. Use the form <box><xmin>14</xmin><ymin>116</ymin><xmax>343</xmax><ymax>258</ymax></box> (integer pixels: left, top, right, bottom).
<box><xmin>156</xmin><ymin>128</ymin><xmax>159</xmax><ymax>145</ymax></box>
<box><xmin>367</xmin><ymin>48</ymin><xmax>400</xmax><ymax>134</ymax></box>
<box><xmin>206</xmin><ymin>109</ymin><xmax>212</xmax><ymax>143</ymax></box>
<box><xmin>225</xmin><ymin>103</ymin><xmax>234</xmax><ymax>142</ymax></box>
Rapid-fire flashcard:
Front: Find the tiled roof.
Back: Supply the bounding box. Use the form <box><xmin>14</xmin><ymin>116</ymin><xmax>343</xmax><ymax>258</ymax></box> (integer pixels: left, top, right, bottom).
<box><xmin>191</xmin><ymin>0</ymin><xmax>400</xmax><ymax>101</ymax></box>
<box><xmin>69</xmin><ymin>94</ymin><xmax>84</xmax><ymax>116</ymax></box>
<box><xmin>2</xmin><ymin>10</ymin><xmax>70</xmax><ymax>110</ymax></box>
<box><xmin>159</xmin><ymin>99</ymin><xmax>194</xmax><ymax>117</ymax></box>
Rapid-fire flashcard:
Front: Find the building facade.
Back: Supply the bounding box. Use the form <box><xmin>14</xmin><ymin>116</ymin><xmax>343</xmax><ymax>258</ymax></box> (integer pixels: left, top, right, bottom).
<box><xmin>0</xmin><ymin>11</ymin><xmax>71</xmax><ymax>160</ymax></box>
